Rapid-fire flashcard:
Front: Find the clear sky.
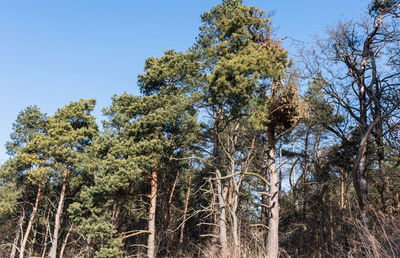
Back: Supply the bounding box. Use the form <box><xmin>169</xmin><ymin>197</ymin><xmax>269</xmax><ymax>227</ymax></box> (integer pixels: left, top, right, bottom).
<box><xmin>0</xmin><ymin>0</ymin><xmax>369</xmax><ymax>164</ymax></box>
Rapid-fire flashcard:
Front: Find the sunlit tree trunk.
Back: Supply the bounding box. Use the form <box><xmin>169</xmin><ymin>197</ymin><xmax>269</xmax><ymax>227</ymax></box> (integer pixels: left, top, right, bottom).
<box><xmin>59</xmin><ymin>224</ymin><xmax>73</xmax><ymax>258</ymax></box>
<box><xmin>49</xmin><ymin>168</ymin><xmax>69</xmax><ymax>258</ymax></box>
<box><xmin>147</xmin><ymin>162</ymin><xmax>158</xmax><ymax>258</ymax></box>
<box><xmin>20</xmin><ymin>182</ymin><xmax>42</xmax><ymax>258</ymax></box>
<box><xmin>216</xmin><ymin>170</ymin><xmax>228</xmax><ymax>258</ymax></box>
<box><xmin>266</xmin><ymin>125</ymin><xmax>279</xmax><ymax>258</ymax></box>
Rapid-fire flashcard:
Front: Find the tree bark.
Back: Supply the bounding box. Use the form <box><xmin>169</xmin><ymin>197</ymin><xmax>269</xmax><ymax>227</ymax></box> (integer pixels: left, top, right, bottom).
<box><xmin>10</xmin><ymin>211</ymin><xmax>25</xmax><ymax>258</ymax></box>
<box><xmin>49</xmin><ymin>168</ymin><xmax>69</xmax><ymax>258</ymax></box>
<box><xmin>162</xmin><ymin>169</ymin><xmax>179</xmax><ymax>249</ymax></box>
<box><xmin>11</xmin><ymin>185</ymin><xmax>30</xmax><ymax>258</ymax></box>
<box><xmin>303</xmin><ymin>126</ymin><xmax>310</xmax><ymax>220</ymax></box>
<box><xmin>216</xmin><ymin>169</ymin><xmax>228</xmax><ymax>258</ymax></box>
<box><xmin>179</xmin><ymin>166</ymin><xmax>192</xmax><ymax>244</ymax></box>
<box><xmin>211</xmin><ymin>106</ymin><xmax>228</xmax><ymax>258</ymax></box>
<box><xmin>229</xmin><ymin>120</ymin><xmax>240</xmax><ymax>258</ymax></box>
<box><xmin>147</xmin><ymin>162</ymin><xmax>158</xmax><ymax>258</ymax></box>
<box><xmin>353</xmin><ymin>12</ymin><xmax>384</xmax><ymax>223</ymax></box>
<box><xmin>261</xmin><ymin>133</ymin><xmax>268</xmax><ymax>225</ymax></box>
<box><xmin>59</xmin><ymin>224</ymin><xmax>73</xmax><ymax>258</ymax></box>
<box><xmin>20</xmin><ymin>182</ymin><xmax>42</xmax><ymax>258</ymax></box>
<box><xmin>28</xmin><ymin>223</ymin><xmax>38</xmax><ymax>258</ymax></box>
<box><xmin>41</xmin><ymin>208</ymin><xmax>51</xmax><ymax>258</ymax></box>
<box><xmin>266</xmin><ymin>126</ymin><xmax>279</xmax><ymax>258</ymax></box>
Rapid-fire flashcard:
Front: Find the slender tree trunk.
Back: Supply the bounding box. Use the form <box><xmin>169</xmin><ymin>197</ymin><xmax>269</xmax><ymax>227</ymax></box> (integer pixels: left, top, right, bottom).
<box><xmin>216</xmin><ymin>169</ymin><xmax>228</xmax><ymax>258</ymax></box>
<box><xmin>370</xmin><ymin>45</ymin><xmax>391</xmax><ymax>213</ymax></box>
<box><xmin>49</xmin><ymin>168</ymin><xmax>69</xmax><ymax>258</ymax></box>
<box><xmin>59</xmin><ymin>224</ymin><xmax>73</xmax><ymax>258</ymax></box>
<box><xmin>10</xmin><ymin>211</ymin><xmax>25</xmax><ymax>258</ymax></box>
<box><xmin>163</xmin><ymin>169</ymin><xmax>179</xmax><ymax>249</ymax></box>
<box><xmin>111</xmin><ymin>203</ymin><xmax>120</xmax><ymax>226</ymax></box>
<box><xmin>340</xmin><ymin>171</ymin><xmax>345</xmax><ymax>210</ymax></box>
<box><xmin>266</xmin><ymin>126</ymin><xmax>279</xmax><ymax>258</ymax></box>
<box><xmin>231</xmin><ymin>192</ymin><xmax>240</xmax><ymax>258</ymax></box>
<box><xmin>10</xmin><ymin>229</ymin><xmax>20</xmax><ymax>258</ymax></box>
<box><xmin>358</xmin><ymin>147</ymin><xmax>368</xmax><ymax>222</ymax></box>
<box><xmin>229</xmin><ymin>120</ymin><xmax>240</xmax><ymax>258</ymax></box>
<box><xmin>28</xmin><ymin>223</ymin><xmax>38</xmax><ymax>258</ymax></box>
<box><xmin>41</xmin><ymin>208</ymin><xmax>51</xmax><ymax>258</ymax></box>
<box><xmin>303</xmin><ymin>126</ymin><xmax>310</xmax><ymax>220</ymax></box>
<box><xmin>261</xmin><ymin>133</ymin><xmax>268</xmax><ymax>225</ymax></box>
<box><xmin>329</xmin><ymin>193</ymin><xmax>334</xmax><ymax>244</ymax></box>
<box><xmin>211</xmin><ymin>106</ymin><xmax>228</xmax><ymax>258</ymax></box>
<box><xmin>354</xmin><ymin>14</ymin><xmax>383</xmax><ymax>222</ymax></box>
<box><xmin>20</xmin><ymin>182</ymin><xmax>42</xmax><ymax>258</ymax></box>
<box><xmin>168</xmin><ymin>170</ymin><xmax>179</xmax><ymax>208</ymax></box>
<box><xmin>147</xmin><ymin>162</ymin><xmax>158</xmax><ymax>258</ymax></box>
<box><xmin>161</xmin><ymin>135</ymin><xmax>178</xmax><ymax>250</ymax></box>
<box><xmin>358</xmin><ymin>86</ymin><xmax>369</xmax><ymax>223</ymax></box>
<box><xmin>12</xmin><ymin>185</ymin><xmax>30</xmax><ymax>258</ymax></box>
<box><xmin>375</xmin><ymin>115</ymin><xmax>391</xmax><ymax>212</ymax></box>
<box><xmin>179</xmin><ymin>165</ymin><xmax>192</xmax><ymax>244</ymax></box>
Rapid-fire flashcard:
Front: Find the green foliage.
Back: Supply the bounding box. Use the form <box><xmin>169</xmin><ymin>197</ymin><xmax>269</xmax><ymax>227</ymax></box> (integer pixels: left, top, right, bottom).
<box><xmin>0</xmin><ymin>179</ymin><xmax>21</xmax><ymax>218</ymax></box>
<box><xmin>5</xmin><ymin>105</ymin><xmax>47</xmax><ymax>156</ymax></box>
<box><xmin>303</xmin><ymin>78</ymin><xmax>344</xmax><ymax>126</ymax></box>
<box><xmin>95</xmin><ymin>238</ymin><xmax>123</xmax><ymax>258</ymax></box>
<box><xmin>369</xmin><ymin>0</ymin><xmax>400</xmax><ymax>14</ymax></box>
<box><xmin>70</xmin><ymin>47</ymin><xmax>200</xmax><ymax>255</ymax></box>
<box><xmin>46</xmin><ymin>99</ymin><xmax>98</xmax><ymax>165</ymax></box>
<box><xmin>194</xmin><ymin>0</ymin><xmax>291</xmax><ymax>119</ymax></box>
<box><xmin>1</xmin><ymin>1</ymin><xmax>399</xmax><ymax>257</ymax></box>
<box><xmin>138</xmin><ymin>50</ymin><xmax>202</xmax><ymax>95</ymax></box>
<box><xmin>69</xmin><ymin>186</ymin><xmax>117</xmax><ymax>240</ymax></box>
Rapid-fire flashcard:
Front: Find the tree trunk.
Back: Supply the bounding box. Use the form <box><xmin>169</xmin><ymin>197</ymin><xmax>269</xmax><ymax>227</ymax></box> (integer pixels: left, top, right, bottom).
<box><xmin>12</xmin><ymin>185</ymin><xmax>30</xmax><ymax>258</ymax></box>
<box><xmin>49</xmin><ymin>168</ymin><xmax>69</xmax><ymax>258</ymax></box>
<box><xmin>261</xmin><ymin>133</ymin><xmax>268</xmax><ymax>225</ymax></box>
<box><xmin>231</xmin><ymin>192</ymin><xmax>240</xmax><ymax>258</ymax></box>
<box><xmin>358</xmin><ymin>81</ymin><xmax>368</xmax><ymax>222</ymax></box>
<box><xmin>147</xmin><ymin>162</ymin><xmax>158</xmax><ymax>258</ymax></box>
<box><xmin>10</xmin><ymin>211</ymin><xmax>25</xmax><ymax>258</ymax></box>
<box><xmin>303</xmin><ymin>126</ymin><xmax>310</xmax><ymax>220</ymax></box>
<box><xmin>20</xmin><ymin>182</ymin><xmax>42</xmax><ymax>258</ymax></box>
<box><xmin>266</xmin><ymin>126</ymin><xmax>279</xmax><ymax>258</ymax></box>
<box><xmin>41</xmin><ymin>208</ymin><xmax>51</xmax><ymax>258</ymax></box>
<box><xmin>179</xmin><ymin>166</ymin><xmax>192</xmax><ymax>244</ymax></box>
<box><xmin>358</xmin><ymin>146</ymin><xmax>368</xmax><ymax>222</ymax></box>
<box><xmin>210</xmin><ymin>106</ymin><xmax>228</xmax><ymax>258</ymax></box>
<box><xmin>375</xmin><ymin>113</ymin><xmax>391</xmax><ymax>212</ymax></box>
<box><xmin>28</xmin><ymin>223</ymin><xmax>38</xmax><ymax>258</ymax></box>
<box><xmin>59</xmin><ymin>224</ymin><xmax>73</xmax><ymax>258</ymax></box>
<box><xmin>229</xmin><ymin>120</ymin><xmax>240</xmax><ymax>258</ymax></box>
<box><xmin>340</xmin><ymin>171</ymin><xmax>345</xmax><ymax>210</ymax></box>
<box><xmin>353</xmin><ymin>14</ymin><xmax>383</xmax><ymax>222</ymax></box>
<box><xmin>162</xmin><ymin>169</ymin><xmax>179</xmax><ymax>249</ymax></box>
<box><xmin>370</xmin><ymin>43</ymin><xmax>391</xmax><ymax>213</ymax></box>
<box><xmin>216</xmin><ymin>169</ymin><xmax>228</xmax><ymax>258</ymax></box>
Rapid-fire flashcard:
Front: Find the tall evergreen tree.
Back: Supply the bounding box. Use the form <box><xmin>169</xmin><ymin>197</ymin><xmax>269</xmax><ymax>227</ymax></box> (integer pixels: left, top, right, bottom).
<box><xmin>45</xmin><ymin>99</ymin><xmax>98</xmax><ymax>258</ymax></box>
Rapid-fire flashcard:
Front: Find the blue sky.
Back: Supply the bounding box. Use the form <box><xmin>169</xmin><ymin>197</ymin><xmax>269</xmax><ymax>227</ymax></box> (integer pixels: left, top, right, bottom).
<box><xmin>0</xmin><ymin>0</ymin><xmax>369</xmax><ymax>163</ymax></box>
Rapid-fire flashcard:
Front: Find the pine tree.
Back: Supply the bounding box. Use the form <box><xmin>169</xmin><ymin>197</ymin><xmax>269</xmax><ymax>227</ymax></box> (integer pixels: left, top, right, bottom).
<box><xmin>193</xmin><ymin>1</ymin><xmax>297</xmax><ymax>256</ymax></box>
<box><xmin>46</xmin><ymin>99</ymin><xmax>98</xmax><ymax>258</ymax></box>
